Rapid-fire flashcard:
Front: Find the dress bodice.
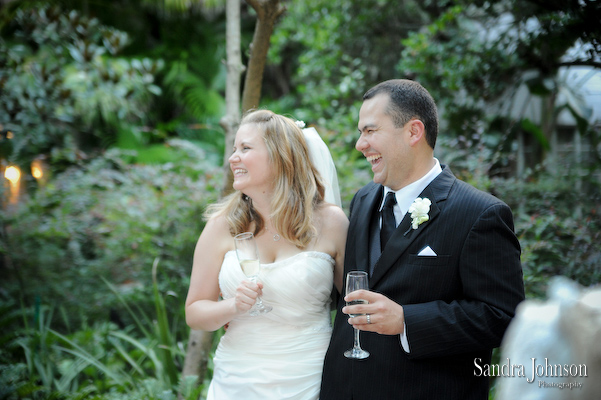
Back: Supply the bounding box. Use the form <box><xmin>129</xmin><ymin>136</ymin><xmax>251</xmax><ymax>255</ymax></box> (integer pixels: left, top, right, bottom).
<box><xmin>219</xmin><ymin>250</ymin><xmax>335</xmax><ymax>331</ymax></box>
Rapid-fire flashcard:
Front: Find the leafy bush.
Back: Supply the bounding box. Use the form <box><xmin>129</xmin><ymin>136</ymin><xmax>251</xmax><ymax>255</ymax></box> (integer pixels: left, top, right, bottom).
<box><xmin>0</xmin><ymin>271</ymin><xmax>206</xmax><ymax>400</ymax></box>
<box><xmin>2</xmin><ymin>142</ymin><xmax>221</xmax><ymax>329</ymax></box>
<box><xmin>491</xmin><ymin>170</ymin><xmax>601</xmax><ymax>298</ymax></box>
<box><xmin>268</xmin><ymin>0</ymin><xmax>433</xmax><ymax>124</ymax></box>
<box><xmin>436</xmin><ymin>135</ymin><xmax>601</xmax><ymax>298</ymax></box>
<box><xmin>0</xmin><ymin>6</ymin><xmax>163</xmax><ymax>167</ymax></box>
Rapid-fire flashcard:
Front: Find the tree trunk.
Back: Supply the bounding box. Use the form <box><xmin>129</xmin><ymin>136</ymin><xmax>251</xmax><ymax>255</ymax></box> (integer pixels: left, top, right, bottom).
<box><xmin>241</xmin><ymin>0</ymin><xmax>286</xmax><ymax>112</ymax></box>
<box><xmin>222</xmin><ymin>0</ymin><xmax>285</xmax><ymax>194</ymax></box>
<box><xmin>516</xmin><ymin>130</ymin><xmax>525</xmax><ymax>178</ymax></box>
<box><xmin>542</xmin><ymin>91</ymin><xmax>558</xmax><ymax>174</ymax></box>
<box><xmin>220</xmin><ymin>0</ymin><xmax>245</xmax><ymax>197</ymax></box>
<box><xmin>181</xmin><ymin>328</ymin><xmax>214</xmax><ymax>385</ymax></box>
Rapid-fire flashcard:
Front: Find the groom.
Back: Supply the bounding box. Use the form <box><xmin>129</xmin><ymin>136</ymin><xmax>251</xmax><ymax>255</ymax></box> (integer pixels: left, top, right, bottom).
<box><xmin>320</xmin><ymin>79</ymin><xmax>525</xmax><ymax>399</ymax></box>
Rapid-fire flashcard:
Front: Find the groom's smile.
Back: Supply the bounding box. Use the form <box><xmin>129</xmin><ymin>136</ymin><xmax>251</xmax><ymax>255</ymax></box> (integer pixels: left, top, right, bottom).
<box><xmin>366</xmin><ymin>154</ymin><xmax>383</xmax><ymax>170</ymax></box>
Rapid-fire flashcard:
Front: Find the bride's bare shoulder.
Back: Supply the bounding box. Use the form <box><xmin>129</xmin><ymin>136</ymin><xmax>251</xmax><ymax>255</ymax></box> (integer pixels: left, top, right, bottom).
<box><xmin>317</xmin><ymin>203</ymin><xmax>348</xmax><ymax>225</ymax></box>
<box><xmin>315</xmin><ymin>204</ymin><xmax>348</xmax><ymax>242</ymax></box>
<box><xmin>205</xmin><ymin>213</ymin><xmax>231</xmax><ymax>232</ymax></box>
<box><xmin>196</xmin><ymin>214</ymin><xmax>234</xmax><ymax>253</ymax></box>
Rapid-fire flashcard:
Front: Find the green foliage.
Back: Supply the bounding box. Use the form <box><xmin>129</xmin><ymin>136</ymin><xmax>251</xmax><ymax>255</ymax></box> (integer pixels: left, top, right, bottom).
<box><xmin>61</xmin><ymin>56</ymin><xmax>163</xmax><ymax>133</ymax></box>
<box><xmin>268</xmin><ymin>0</ymin><xmax>434</xmax><ymax>124</ymax></box>
<box><xmin>0</xmin><ymin>270</ymin><xmax>206</xmax><ymax>400</ymax></box>
<box><xmin>0</xmin><ymin>6</ymin><xmax>164</xmax><ymax>166</ymax></box>
<box><xmin>396</xmin><ymin>0</ymin><xmax>600</xmax><ymax>151</ymax></box>
<box><xmin>491</xmin><ymin>169</ymin><xmax>601</xmax><ymax>298</ymax></box>
<box><xmin>506</xmin><ymin>0</ymin><xmax>601</xmax><ymax>71</ymax></box>
<box><xmin>397</xmin><ymin>5</ymin><xmax>525</xmax><ymax>139</ymax></box>
<box><xmin>437</xmin><ymin>135</ymin><xmax>601</xmax><ymax>299</ymax></box>
<box><xmin>151</xmin><ymin>258</ymin><xmax>179</xmax><ymax>387</ymax></box>
<box><xmin>2</xmin><ymin>144</ymin><xmax>221</xmax><ymax>329</ymax></box>
<box><xmin>163</xmin><ymin>60</ymin><xmax>224</xmax><ymax>119</ymax></box>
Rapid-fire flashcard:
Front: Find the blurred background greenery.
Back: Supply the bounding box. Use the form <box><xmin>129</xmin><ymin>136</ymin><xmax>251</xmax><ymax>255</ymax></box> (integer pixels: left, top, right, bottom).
<box><xmin>0</xmin><ymin>0</ymin><xmax>599</xmax><ymax>399</ymax></box>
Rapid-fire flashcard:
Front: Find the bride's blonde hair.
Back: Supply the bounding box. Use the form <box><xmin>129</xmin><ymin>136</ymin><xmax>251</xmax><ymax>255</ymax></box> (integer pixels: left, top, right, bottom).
<box><xmin>205</xmin><ymin>109</ymin><xmax>326</xmax><ymax>248</ymax></box>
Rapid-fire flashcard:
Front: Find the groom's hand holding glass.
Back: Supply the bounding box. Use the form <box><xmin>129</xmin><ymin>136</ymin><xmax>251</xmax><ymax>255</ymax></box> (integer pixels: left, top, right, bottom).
<box><xmin>343</xmin><ymin>290</ymin><xmax>406</xmax><ymax>336</ymax></box>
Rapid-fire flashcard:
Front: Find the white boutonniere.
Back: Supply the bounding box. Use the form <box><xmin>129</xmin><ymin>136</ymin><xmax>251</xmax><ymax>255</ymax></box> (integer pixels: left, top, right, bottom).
<box><xmin>408</xmin><ymin>197</ymin><xmax>431</xmax><ymax>230</ymax></box>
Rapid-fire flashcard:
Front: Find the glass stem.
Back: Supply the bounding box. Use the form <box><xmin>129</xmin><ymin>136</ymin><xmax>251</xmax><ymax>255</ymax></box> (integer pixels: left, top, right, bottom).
<box><xmin>353</xmin><ymin>327</ymin><xmax>361</xmax><ymax>349</ymax></box>
<box><xmin>250</xmin><ymin>276</ymin><xmax>264</xmax><ymax>306</ymax></box>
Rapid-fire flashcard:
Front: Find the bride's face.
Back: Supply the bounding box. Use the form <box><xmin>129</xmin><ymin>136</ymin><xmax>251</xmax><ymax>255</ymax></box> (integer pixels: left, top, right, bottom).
<box><xmin>229</xmin><ymin>123</ymin><xmax>274</xmax><ymax>197</ymax></box>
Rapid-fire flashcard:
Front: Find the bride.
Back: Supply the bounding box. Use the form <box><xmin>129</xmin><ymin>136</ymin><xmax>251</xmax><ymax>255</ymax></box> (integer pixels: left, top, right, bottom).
<box><xmin>185</xmin><ymin>110</ymin><xmax>347</xmax><ymax>400</ymax></box>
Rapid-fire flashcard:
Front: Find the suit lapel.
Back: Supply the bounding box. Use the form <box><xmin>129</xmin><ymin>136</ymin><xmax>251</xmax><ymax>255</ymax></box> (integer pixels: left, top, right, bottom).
<box><xmin>369</xmin><ymin>167</ymin><xmax>455</xmax><ymax>288</ymax></box>
<box><xmin>349</xmin><ymin>184</ymin><xmax>381</xmax><ymax>274</ymax></box>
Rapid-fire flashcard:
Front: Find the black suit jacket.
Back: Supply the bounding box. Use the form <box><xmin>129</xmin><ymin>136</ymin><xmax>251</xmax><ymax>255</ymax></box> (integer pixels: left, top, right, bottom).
<box><xmin>320</xmin><ymin>166</ymin><xmax>525</xmax><ymax>400</ymax></box>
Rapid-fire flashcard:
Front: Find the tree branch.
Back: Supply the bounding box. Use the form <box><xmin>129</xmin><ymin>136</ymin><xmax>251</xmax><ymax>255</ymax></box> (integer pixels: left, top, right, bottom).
<box><xmin>557</xmin><ymin>60</ymin><xmax>601</xmax><ymax>69</ymax></box>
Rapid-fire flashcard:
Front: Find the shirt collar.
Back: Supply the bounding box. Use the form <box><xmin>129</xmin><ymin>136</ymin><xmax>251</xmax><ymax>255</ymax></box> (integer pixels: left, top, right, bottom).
<box><xmin>379</xmin><ymin>158</ymin><xmax>442</xmax><ymax>216</ymax></box>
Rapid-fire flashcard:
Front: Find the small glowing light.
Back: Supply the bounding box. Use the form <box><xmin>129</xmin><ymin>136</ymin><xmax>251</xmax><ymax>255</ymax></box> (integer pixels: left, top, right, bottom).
<box><xmin>6</xmin><ymin>131</ymin><xmax>14</xmax><ymax>139</ymax></box>
<box><xmin>5</xmin><ymin>166</ymin><xmax>21</xmax><ymax>184</ymax></box>
<box><xmin>31</xmin><ymin>160</ymin><xmax>44</xmax><ymax>180</ymax></box>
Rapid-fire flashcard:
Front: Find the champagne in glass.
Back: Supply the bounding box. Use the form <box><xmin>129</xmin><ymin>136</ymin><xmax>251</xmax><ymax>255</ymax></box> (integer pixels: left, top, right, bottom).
<box><xmin>344</xmin><ymin>271</ymin><xmax>370</xmax><ymax>359</ymax></box>
<box><xmin>234</xmin><ymin>232</ymin><xmax>272</xmax><ymax>315</ymax></box>
<box><xmin>346</xmin><ymin>299</ymin><xmax>368</xmax><ymax>317</ymax></box>
<box><xmin>240</xmin><ymin>259</ymin><xmax>260</xmax><ymax>276</ymax></box>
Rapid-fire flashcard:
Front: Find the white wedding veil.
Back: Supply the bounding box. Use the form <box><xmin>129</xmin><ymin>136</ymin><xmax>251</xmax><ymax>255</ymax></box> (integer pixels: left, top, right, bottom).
<box><xmin>301</xmin><ymin>126</ymin><xmax>342</xmax><ymax>207</ymax></box>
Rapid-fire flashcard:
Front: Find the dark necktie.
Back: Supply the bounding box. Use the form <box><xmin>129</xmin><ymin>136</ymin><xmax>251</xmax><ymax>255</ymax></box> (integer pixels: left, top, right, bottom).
<box><xmin>380</xmin><ymin>191</ymin><xmax>397</xmax><ymax>251</ymax></box>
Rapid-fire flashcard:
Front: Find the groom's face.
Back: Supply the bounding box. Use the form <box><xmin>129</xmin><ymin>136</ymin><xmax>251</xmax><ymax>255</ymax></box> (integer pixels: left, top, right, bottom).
<box><xmin>356</xmin><ymin>94</ymin><xmax>412</xmax><ymax>190</ymax></box>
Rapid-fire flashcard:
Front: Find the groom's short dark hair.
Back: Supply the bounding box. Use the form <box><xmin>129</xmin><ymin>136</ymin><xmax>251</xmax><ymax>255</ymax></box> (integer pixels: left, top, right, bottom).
<box><xmin>363</xmin><ymin>79</ymin><xmax>438</xmax><ymax>149</ymax></box>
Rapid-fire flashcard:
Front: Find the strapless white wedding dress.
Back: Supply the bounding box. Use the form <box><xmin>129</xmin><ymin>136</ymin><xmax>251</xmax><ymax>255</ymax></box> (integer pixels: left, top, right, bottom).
<box><xmin>206</xmin><ymin>250</ymin><xmax>335</xmax><ymax>400</ymax></box>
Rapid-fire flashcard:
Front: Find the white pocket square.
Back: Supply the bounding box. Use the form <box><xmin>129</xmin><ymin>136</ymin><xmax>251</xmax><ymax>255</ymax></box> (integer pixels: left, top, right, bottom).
<box><xmin>417</xmin><ymin>245</ymin><xmax>437</xmax><ymax>257</ymax></box>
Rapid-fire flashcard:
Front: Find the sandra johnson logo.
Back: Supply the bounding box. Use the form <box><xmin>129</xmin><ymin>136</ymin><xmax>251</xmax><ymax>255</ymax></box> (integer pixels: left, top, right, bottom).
<box><xmin>474</xmin><ymin>358</ymin><xmax>588</xmax><ymax>383</ymax></box>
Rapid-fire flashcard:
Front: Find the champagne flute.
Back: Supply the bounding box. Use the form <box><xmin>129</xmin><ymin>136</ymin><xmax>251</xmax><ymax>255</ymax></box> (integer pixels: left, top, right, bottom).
<box><xmin>234</xmin><ymin>232</ymin><xmax>272</xmax><ymax>315</ymax></box>
<box><xmin>344</xmin><ymin>270</ymin><xmax>370</xmax><ymax>359</ymax></box>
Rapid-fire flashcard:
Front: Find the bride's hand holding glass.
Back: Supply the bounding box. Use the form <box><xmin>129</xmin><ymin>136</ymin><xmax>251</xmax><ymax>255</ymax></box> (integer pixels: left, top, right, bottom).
<box><xmin>234</xmin><ymin>232</ymin><xmax>272</xmax><ymax>315</ymax></box>
<box><xmin>233</xmin><ymin>279</ymin><xmax>264</xmax><ymax>314</ymax></box>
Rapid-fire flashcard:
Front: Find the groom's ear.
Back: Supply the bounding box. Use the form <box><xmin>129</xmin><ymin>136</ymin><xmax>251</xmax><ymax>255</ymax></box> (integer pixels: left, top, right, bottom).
<box><xmin>407</xmin><ymin>119</ymin><xmax>426</xmax><ymax>146</ymax></box>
